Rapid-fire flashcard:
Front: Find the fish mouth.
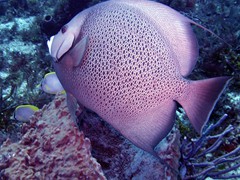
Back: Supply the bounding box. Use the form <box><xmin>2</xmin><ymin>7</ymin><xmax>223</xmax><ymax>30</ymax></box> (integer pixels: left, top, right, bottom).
<box><xmin>47</xmin><ymin>33</ymin><xmax>75</xmax><ymax>62</ymax></box>
<box><xmin>47</xmin><ymin>36</ymin><xmax>58</xmax><ymax>62</ymax></box>
<box><xmin>47</xmin><ymin>36</ymin><xmax>54</xmax><ymax>54</ymax></box>
<box><xmin>47</xmin><ymin>36</ymin><xmax>60</xmax><ymax>62</ymax></box>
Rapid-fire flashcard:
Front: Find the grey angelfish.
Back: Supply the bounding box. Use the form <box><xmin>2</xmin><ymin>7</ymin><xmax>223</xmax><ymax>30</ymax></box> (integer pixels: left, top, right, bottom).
<box><xmin>47</xmin><ymin>0</ymin><xmax>231</xmax><ymax>162</ymax></box>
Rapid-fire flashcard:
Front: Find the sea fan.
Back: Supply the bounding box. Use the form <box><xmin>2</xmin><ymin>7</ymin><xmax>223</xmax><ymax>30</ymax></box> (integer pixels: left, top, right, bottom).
<box><xmin>180</xmin><ymin>114</ymin><xmax>240</xmax><ymax>179</ymax></box>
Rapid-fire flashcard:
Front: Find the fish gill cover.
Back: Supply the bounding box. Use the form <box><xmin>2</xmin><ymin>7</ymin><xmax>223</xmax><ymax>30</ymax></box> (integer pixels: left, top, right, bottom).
<box><xmin>0</xmin><ymin>0</ymin><xmax>239</xmax><ymax>179</ymax></box>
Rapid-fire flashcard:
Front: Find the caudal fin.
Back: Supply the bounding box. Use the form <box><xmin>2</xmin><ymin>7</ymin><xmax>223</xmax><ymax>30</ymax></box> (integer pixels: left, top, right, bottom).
<box><xmin>177</xmin><ymin>77</ymin><xmax>231</xmax><ymax>134</ymax></box>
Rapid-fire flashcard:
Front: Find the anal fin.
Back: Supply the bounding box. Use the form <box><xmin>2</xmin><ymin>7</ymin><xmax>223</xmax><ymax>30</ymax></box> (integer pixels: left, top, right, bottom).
<box><xmin>109</xmin><ymin>100</ymin><xmax>178</xmax><ymax>174</ymax></box>
<box><xmin>112</xmin><ymin>100</ymin><xmax>177</xmax><ymax>155</ymax></box>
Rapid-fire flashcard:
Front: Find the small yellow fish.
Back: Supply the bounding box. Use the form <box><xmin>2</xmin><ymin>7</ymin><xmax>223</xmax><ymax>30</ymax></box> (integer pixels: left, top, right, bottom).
<box><xmin>14</xmin><ymin>105</ymin><xmax>39</xmax><ymax>122</ymax></box>
<box><xmin>41</xmin><ymin>72</ymin><xmax>65</xmax><ymax>94</ymax></box>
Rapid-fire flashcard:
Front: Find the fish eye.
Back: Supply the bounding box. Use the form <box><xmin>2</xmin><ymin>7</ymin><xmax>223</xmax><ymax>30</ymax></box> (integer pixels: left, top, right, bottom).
<box><xmin>61</xmin><ymin>25</ymin><xmax>68</xmax><ymax>34</ymax></box>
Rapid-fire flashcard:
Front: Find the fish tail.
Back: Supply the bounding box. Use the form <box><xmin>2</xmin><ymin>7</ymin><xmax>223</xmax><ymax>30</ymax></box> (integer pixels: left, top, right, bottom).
<box><xmin>177</xmin><ymin>76</ymin><xmax>232</xmax><ymax>134</ymax></box>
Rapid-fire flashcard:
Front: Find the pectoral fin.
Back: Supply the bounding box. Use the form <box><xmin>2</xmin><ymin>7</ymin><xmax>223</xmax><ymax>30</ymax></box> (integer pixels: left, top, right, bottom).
<box><xmin>69</xmin><ymin>36</ymin><xmax>89</xmax><ymax>67</ymax></box>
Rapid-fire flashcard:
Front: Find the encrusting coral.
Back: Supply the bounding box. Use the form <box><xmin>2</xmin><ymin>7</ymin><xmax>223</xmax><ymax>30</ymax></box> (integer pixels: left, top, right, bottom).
<box><xmin>0</xmin><ymin>94</ymin><xmax>106</xmax><ymax>179</ymax></box>
<box><xmin>0</xmin><ymin>94</ymin><xmax>181</xmax><ymax>179</ymax></box>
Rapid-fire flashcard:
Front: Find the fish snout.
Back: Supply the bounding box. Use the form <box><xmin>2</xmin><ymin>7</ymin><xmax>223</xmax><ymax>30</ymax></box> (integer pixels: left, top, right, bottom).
<box><xmin>47</xmin><ymin>30</ymin><xmax>75</xmax><ymax>62</ymax></box>
<box><xmin>47</xmin><ymin>36</ymin><xmax>58</xmax><ymax>62</ymax></box>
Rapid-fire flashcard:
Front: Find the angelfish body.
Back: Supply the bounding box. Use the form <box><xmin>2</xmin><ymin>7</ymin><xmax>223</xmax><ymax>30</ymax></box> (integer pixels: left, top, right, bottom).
<box><xmin>14</xmin><ymin>105</ymin><xmax>39</xmax><ymax>122</ymax></box>
<box><xmin>41</xmin><ymin>72</ymin><xmax>65</xmax><ymax>94</ymax></box>
<box><xmin>48</xmin><ymin>0</ymin><xmax>231</xmax><ymax>155</ymax></box>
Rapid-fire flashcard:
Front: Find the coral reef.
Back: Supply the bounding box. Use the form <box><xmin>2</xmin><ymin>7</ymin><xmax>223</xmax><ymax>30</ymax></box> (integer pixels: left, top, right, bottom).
<box><xmin>0</xmin><ymin>0</ymin><xmax>239</xmax><ymax>179</ymax></box>
<box><xmin>0</xmin><ymin>0</ymin><xmax>101</xmax><ymax>146</ymax></box>
<box><xmin>0</xmin><ymin>94</ymin><xmax>181</xmax><ymax>179</ymax></box>
<box><xmin>180</xmin><ymin>114</ymin><xmax>240</xmax><ymax>179</ymax></box>
<box><xmin>0</xmin><ymin>94</ymin><xmax>106</xmax><ymax>179</ymax></box>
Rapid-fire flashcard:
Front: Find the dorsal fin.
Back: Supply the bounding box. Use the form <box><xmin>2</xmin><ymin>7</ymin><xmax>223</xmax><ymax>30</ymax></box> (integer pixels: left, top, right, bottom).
<box><xmin>189</xmin><ymin>20</ymin><xmax>230</xmax><ymax>46</ymax></box>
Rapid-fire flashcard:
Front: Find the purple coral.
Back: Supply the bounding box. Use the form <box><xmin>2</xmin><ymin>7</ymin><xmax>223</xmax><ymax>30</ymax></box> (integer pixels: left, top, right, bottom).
<box><xmin>180</xmin><ymin>114</ymin><xmax>240</xmax><ymax>179</ymax></box>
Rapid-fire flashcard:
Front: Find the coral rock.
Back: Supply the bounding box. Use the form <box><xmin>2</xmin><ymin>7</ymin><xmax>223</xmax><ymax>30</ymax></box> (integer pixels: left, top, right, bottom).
<box><xmin>0</xmin><ymin>94</ymin><xmax>106</xmax><ymax>179</ymax></box>
<box><xmin>0</xmin><ymin>93</ymin><xmax>181</xmax><ymax>179</ymax></box>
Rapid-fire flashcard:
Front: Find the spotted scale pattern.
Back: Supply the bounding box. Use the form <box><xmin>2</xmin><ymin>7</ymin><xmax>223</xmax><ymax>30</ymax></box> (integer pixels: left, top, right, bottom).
<box><xmin>70</xmin><ymin>3</ymin><xmax>188</xmax><ymax>120</ymax></box>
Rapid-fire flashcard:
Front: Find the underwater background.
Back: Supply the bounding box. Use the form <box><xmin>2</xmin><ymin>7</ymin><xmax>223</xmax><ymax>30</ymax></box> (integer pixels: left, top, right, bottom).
<box><xmin>0</xmin><ymin>0</ymin><xmax>239</xmax><ymax>179</ymax></box>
